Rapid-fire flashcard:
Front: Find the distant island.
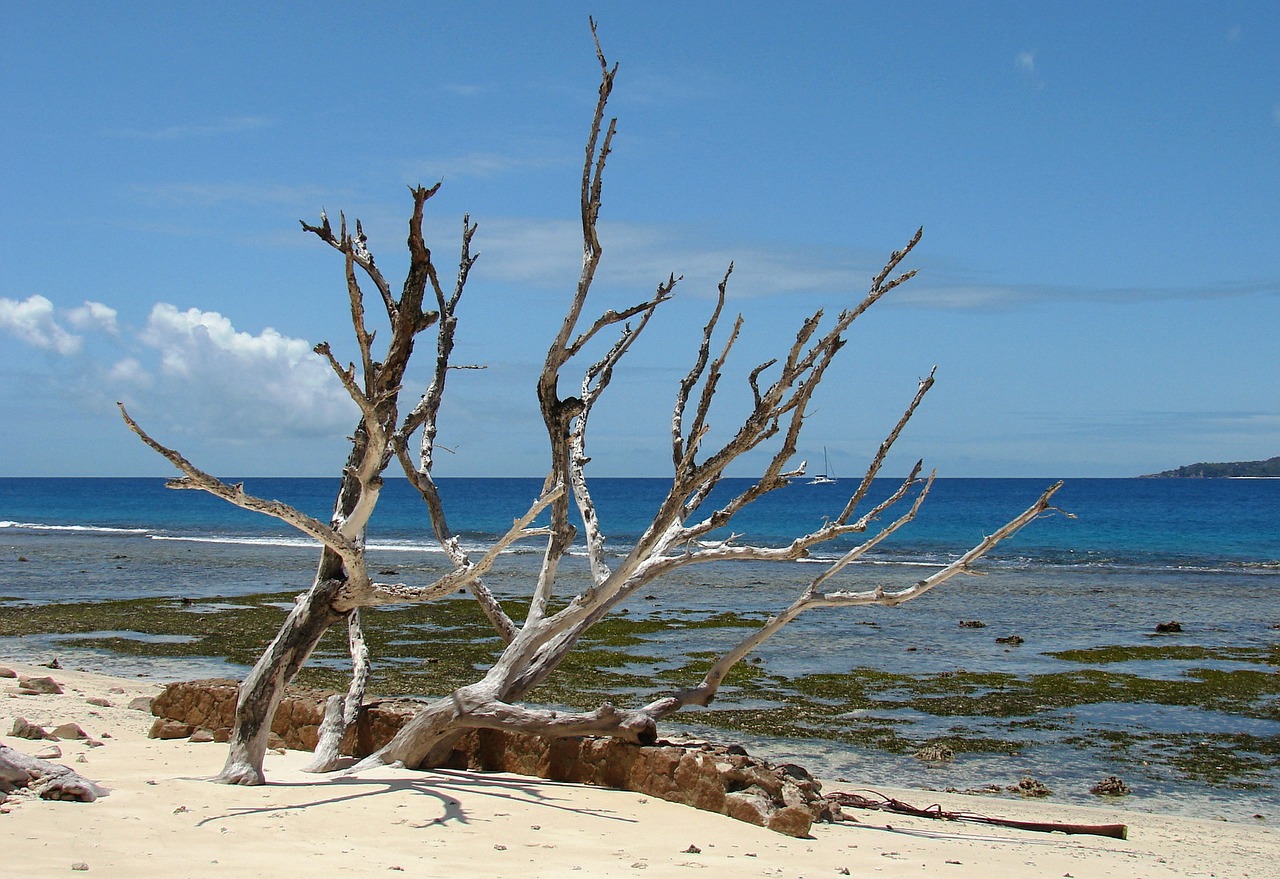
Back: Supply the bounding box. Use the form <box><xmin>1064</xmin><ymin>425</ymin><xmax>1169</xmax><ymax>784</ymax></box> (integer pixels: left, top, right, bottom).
<box><xmin>1141</xmin><ymin>456</ymin><xmax>1280</xmax><ymax>478</ymax></box>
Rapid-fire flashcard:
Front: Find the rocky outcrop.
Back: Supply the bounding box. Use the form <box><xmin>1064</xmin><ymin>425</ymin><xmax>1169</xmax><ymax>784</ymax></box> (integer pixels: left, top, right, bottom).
<box><xmin>151</xmin><ymin>679</ymin><xmax>829</xmax><ymax>836</ymax></box>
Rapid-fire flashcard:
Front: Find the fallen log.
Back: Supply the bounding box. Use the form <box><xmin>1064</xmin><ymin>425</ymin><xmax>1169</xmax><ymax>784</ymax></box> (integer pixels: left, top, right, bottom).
<box><xmin>827</xmin><ymin>790</ymin><xmax>1128</xmax><ymax>840</ymax></box>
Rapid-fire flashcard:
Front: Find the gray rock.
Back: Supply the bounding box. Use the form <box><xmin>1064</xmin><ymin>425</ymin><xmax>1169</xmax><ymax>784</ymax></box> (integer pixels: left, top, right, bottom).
<box><xmin>0</xmin><ymin>667</ymin><xmax>15</xmax><ymax>679</ymax></box>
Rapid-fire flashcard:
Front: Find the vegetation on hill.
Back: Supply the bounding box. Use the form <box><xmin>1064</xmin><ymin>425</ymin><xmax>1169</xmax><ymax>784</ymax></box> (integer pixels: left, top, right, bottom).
<box><xmin>1142</xmin><ymin>456</ymin><xmax>1280</xmax><ymax>478</ymax></box>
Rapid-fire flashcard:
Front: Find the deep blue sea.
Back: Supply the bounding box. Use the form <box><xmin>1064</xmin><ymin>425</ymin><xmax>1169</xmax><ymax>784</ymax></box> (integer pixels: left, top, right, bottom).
<box><xmin>2</xmin><ymin>476</ymin><xmax>1278</xmax><ymax>820</ymax></box>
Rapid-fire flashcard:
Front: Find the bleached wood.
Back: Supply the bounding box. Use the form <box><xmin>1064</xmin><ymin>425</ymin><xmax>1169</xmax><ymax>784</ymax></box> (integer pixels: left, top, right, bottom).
<box><xmin>120</xmin><ymin>21</ymin><xmax>1067</xmax><ymax>788</ymax></box>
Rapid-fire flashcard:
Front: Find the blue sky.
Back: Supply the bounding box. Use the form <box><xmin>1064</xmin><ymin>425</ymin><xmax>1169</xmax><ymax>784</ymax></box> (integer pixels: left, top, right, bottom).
<box><xmin>1</xmin><ymin>3</ymin><xmax>1276</xmax><ymax>479</ymax></box>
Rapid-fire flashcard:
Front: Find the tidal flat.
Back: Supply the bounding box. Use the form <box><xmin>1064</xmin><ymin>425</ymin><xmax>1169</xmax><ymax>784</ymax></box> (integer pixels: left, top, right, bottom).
<box><xmin>2</xmin><ymin>589</ymin><xmax>1277</xmax><ymax>821</ymax></box>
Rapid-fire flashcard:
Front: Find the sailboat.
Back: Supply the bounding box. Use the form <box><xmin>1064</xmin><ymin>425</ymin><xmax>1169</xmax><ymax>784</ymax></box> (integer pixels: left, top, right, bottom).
<box><xmin>808</xmin><ymin>447</ymin><xmax>837</xmax><ymax>485</ymax></box>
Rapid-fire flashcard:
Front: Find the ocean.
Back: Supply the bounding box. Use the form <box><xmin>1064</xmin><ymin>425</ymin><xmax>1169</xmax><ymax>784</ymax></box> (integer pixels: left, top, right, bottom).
<box><xmin>2</xmin><ymin>476</ymin><xmax>1277</xmax><ymax>821</ymax></box>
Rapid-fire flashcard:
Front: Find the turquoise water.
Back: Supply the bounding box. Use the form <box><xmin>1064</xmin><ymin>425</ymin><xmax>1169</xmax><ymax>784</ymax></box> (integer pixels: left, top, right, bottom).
<box><xmin>1</xmin><ymin>476</ymin><xmax>1278</xmax><ymax>820</ymax></box>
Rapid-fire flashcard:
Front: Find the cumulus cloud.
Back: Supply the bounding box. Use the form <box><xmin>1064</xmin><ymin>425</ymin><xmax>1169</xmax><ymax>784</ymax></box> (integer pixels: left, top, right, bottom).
<box><xmin>135</xmin><ymin>303</ymin><xmax>353</xmax><ymax>437</ymax></box>
<box><xmin>1016</xmin><ymin>50</ymin><xmax>1035</xmax><ymax>73</ymax></box>
<box><xmin>0</xmin><ymin>294</ymin><xmax>83</xmax><ymax>354</ymax></box>
<box><xmin>66</xmin><ymin>301</ymin><xmax>119</xmax><ymax>334</ymax></box>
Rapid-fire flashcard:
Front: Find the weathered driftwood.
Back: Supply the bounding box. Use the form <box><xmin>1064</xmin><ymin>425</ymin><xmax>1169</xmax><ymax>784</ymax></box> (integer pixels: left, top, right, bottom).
<box><xmin>122</xmin><ymin>19</ymin><xmax>1065</xmax><ymax>789</ymax></box>
<box><xmin>0</xmin><ymin>743</ymin><xmax>109</xmax><ymax>802</ymax></box>
<box><xmin>151</xmin><ymin>678</ymin><xmax>827</xmax><ymax>836</ymax></box>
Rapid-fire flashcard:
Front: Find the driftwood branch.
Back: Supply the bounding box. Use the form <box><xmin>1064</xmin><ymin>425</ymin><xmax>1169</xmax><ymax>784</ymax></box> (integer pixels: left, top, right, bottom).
<box><xmin>120</xmin><ymin>21</ymin><xmax>1067</xmax><ymax>796</ymax></box>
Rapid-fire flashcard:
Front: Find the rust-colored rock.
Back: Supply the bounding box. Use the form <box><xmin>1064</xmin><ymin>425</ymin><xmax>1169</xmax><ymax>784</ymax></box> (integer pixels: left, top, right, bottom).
<box><xmin>151</xmin><ymin>679</ymin><xmax>829</xmax><ymax>836</ymax></box>
<box><xmin>148</xmin><ymin>719</ymin><xmax>194</xmax><ymax>740</ymax></box>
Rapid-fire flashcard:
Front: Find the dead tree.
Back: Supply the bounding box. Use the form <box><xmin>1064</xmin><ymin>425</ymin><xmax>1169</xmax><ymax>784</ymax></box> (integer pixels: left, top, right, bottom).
<box><xmin>121</xmin><ymin>22</ymin><xmax>1061</xmax><ymax>785</ymax></box>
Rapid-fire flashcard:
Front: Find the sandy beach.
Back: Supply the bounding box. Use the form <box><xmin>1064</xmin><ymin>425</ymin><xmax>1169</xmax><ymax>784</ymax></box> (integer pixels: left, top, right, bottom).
<box><xmin>3</xmin><ymin>660</ymin><xmax>1276</xmax><ymax>878</ymax></box>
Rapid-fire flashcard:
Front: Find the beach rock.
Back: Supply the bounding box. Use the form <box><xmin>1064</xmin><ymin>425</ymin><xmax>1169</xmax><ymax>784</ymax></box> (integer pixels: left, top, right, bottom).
<box><xmin>1090</xmin><ymin>775</ymin><xmax>1130</xmax><ymax>796</ymax></box>
<box><xmin>18</xmin><ymin>676</ymin><xmax>63</xmax><ymax>694</ymax></box>
<box><xmin>1155</xmin><ymin>621</ymin><xmax>1183</xmax><ymax>633</ymax></box>
<box><xmin>11</xmin><ymin>717</ymin><xmax>51</xmax><ymax>740</ymax></box>
<box><xmin>189</xmin><ymin>728</ymin><xmax>216</xmax><ymax>744</ymax></box>
<box><xmin>1009</xmin><ymin>776</ymin><xmax>1052</xmax><ymax>797</ymax></box>
<box><xmin>0</xmin><ymin>667</ymin><xmax>15</xmax><ymax>678</ymax></box>
<box><xmin>86</xmin><ymin>697</ymin><xmax>112</xmax><ymax>708</ymax></box>
<box><xmin>149</xmin><ymin>719</ymin><xmax>194</xmax><ymax>740</ymax></box>
<box><xmin>51</xmin><ymin>723</ymin><xmax>89</xmax><ymax>741</ymax></box>
<box><xmin>912</xmin><ymin>742</ymin><xmax>956</xmax><ymax>762</ymax></box>
<box><xmin>958</xmin><ymin>620</ymin><xmax>986</xmax><ymax>629</ymax></box>
<box><xmin>151</xmin><ymin>679</ymin><xmax>829</xmax><ymax>836</ymax></box>
<box><xmin>127</xmin><ymin>696</ymin><xmax>154</xmax><ymax>712</ymax></box>
<box><xmin>995</xmin><ymin>634</ymin><xmax>1024</xmax><ymax>645</ymax></box>
<box><xmin>34</xmin><ymin>745</ymin><xmax>62</xmax><ymax>760</ymax></box>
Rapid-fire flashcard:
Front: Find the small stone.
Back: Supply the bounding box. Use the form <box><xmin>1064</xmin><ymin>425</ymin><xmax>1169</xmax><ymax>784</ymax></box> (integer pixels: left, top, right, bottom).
<box><xmin>11</xmin><ymin>717</ymin><xmax>51</xmax><ymax>739</ymax></box>
<box><xmin>0</xmin><ymin>667</ymin><xmax>15</xmax><ymax>678</ymax></box>
<box><xmin>71</xmin><ymin>863</ymin><xmax>88</xmax><ymax>872</ymax></box>
<box><xmin>995</xmin><ymin>634</ymin><xmax>1024</xmax><ymax>645</ymax></box>
<box><xmin>493</xmin><ymin>845</ymin><xmax>507</xmax><ymax>851</ymax></box>
<box><xmin>52</xmin><ymin>723</ymin><xmax>89</xmax><ymax>740</ymax></box>
<box><xmin>107</xmin><ymin>687</ymin><xmax>125</xmax><ymax>695</ymax></box>
<box><xmin>149</xmin><ymin>719</ymin><xmax>194</xmax><ymax>740</ymax></box>
<box><xmin>1010</xmin><ymin>776</ymin><xmax>1052</xmax><ymax>797</ymax></box>
<box><xmin>17</xmin><ymin>675</ymin><xmax>63</xmax><ymax>694</ymax></box>
<box><xmin>682</xmin><ymin>844</ymin><xmax>701</xmax><ymax>854</ymax></box>
<box><xmin>1155</xmin><ymin>621</ymin><xmax>1183</xmax><ymax>633</ymax></box>
<box><xmin>1090</xmin><ymin>775</ymin><xmax>1130</xmax><ymax>796</ymax></box>
<box><xmin>189</xmin><ymin>728</ymin><xmax>216</xmax><ymax>744</ymax></box>
<box><xmin>34</xmin><ymin>745</ymin><xmax>62</xmax><ymax>760</ymax></box>
<box><xmin>86</xmin><ymin>697</ymin><xmax>112</xmax><ymax>708</ymax></box>
<box><xmin>40</xmin><ymin>658</ymin><xmax>61</xmax><ymax>669</ymax></box>
<box><xmin>913</xmin><ymin>742</ymin><xmax>955</xmax><ymax>763</ymax></box>
<box><xmin>75</xmin><ymin>754</ymin><xmax>88</xmax><ymax>764</ymax></box>
<box><xmin>127</xmin><ymin>696</ymin><xmax>154</xmax><ymax>712</ymax></box>
<box><xmin>174</xmin><ymin>805</ymin><xmax>189</xmax><ymax>814</ymax></box>
<box><xmin>958</xmin><ymin>620</ymin><xmax>986</xmax><ymax>628</ymax></box>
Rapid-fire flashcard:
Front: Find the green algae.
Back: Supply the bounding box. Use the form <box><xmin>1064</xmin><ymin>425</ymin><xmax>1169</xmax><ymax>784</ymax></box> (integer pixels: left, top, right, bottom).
<box><xmin>1049</xmin><ymin>644</ymin><xmax>1280</xmax><ymax>666</ymax></box>
<box><xmin>4</xmin><ymin>594</ymin><xmax>1279</xmax><ymax>789</ymax></box>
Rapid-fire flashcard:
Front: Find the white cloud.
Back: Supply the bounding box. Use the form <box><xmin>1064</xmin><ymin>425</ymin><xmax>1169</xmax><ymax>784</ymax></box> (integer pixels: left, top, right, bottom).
<box><xmin>136</xmin><ymin>304</ymin><xmax>353</xmax><ymax>437</ymax></box>
<box><xmin>67</xmin><ymin>301</ymin><xmax>119</xmax><ymax>334</ymax></box>
<box><xmin>0</xmin><ymin>294</ymin><xmax>82</xmax><ymax>354</ymax></box>
<box><xmin>108</xmin><ymin>357</ymin><xmax>151</xmax><ymax>387</ymax></box>
<box><xmin>472</xmin><ymin>217</ymin><xmax>888</xmax><ymax>301</ymax></box>
<box><xmin>1016</xmin><ymin>50</ymin><xmax>1035</xmax><ymax>73</ymax></box>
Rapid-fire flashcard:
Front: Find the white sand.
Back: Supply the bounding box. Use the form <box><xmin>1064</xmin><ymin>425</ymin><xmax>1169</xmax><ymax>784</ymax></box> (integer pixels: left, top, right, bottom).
<box><xmin>3</xmin><ymin>661</ymin><xmax>1277</xmax><ymax>878</ymax></box>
